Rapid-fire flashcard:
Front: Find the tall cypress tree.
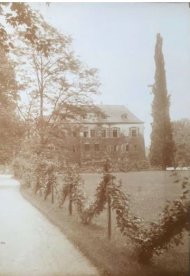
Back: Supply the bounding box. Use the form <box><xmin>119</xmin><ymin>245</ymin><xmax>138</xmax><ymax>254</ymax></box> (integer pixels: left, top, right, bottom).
<box><xmin>150</xmin><ymin>33</ymin><xmax>174</xmax><ymax>169</ymax></box>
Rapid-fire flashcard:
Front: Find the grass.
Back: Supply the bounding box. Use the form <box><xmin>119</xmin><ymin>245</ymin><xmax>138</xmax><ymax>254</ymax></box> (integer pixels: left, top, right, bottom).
<box><xmin>81</xmin><ymin>170</ymin><xmax>189</xmax><ymax>222</ymax></box>
<box><xmin>21</xmin><ymin>170</ymin><xmax>190</xmax><ymax>276</ymax></box>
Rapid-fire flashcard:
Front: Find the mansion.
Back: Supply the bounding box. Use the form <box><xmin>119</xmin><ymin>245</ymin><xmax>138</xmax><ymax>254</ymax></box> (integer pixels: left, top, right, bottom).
<box><xmin>61</xmin><ymin>105</ymin><xmax>145</xmax><ymax>167</ymax></box>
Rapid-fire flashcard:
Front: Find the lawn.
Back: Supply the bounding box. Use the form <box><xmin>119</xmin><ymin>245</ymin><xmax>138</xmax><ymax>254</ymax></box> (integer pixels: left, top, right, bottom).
<box><xmin>22</xmin><ymin>170</ymin><xmax>190</xmax><ymax>276</ymax></box>
<box><xmin>81</xmin><ymin>170</ymin><xmax>189</xmax><ymax>222</ymax></box>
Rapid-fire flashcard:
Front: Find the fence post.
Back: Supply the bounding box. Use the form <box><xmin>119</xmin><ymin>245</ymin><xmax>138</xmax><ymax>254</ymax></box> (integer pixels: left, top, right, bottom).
<box><xmin>69</xmin><ymin>184</ymin><xmax>73</xmax><ymax>215</ymax></box>
<box><xmin>106</xmin><ymin>175</ymin><xmax>112</xmax><ymax>240</ymax></box>
<box><xmin>51</xmin><ymin>181</ymin><xmax>54</xmax><ymax>204</ymax></box>
<box><xmin>107</xmin><ymin>193</ymin><xmax>112</xmax><ymax>240</ymax></box>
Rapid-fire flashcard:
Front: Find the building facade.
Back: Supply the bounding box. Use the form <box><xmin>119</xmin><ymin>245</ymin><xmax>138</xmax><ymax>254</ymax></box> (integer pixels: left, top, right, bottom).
<box><xmin>62</xmin><ymin>105</ymin><xmax>145</xmax><ymax>168</ymax></box>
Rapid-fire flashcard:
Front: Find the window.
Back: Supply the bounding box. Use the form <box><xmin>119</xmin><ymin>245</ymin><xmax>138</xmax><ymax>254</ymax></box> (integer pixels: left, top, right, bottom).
<box><xmin>112</xmin><ymin>127</ymin><xmax>119</xmax><ymax>138</ymax></box>
<box><xmin>108</xmin><ymin>129</ymin><xmax>112</xmax><ymax>138</ymax></box>
<box><xmin>126</xmin><ymin>144</ymin><xmax>129</xmax><ymax>152</ymax></box>
<box><xmin>94</xmin><ymin>143</ymin><xmax>100</xmax><ymax>151</ymax></box>
<box><xmin>106</xmin><ymin>145</ymin><xmax>111</xmax><ymax>152</ymax></box>
<box><xmin>113</xmin><ymin>128</ymin><xmax>118</xmax><ymax>138</ymax></box>
<box><xmin>132</xmin><ymin>129</ymin><xmax>137</xmax><ymax>137</ymax></box>
<box><xmin>73</xmin><ymin>131</ymin><xmax>77</xmax><ymax>137</ymax></box>
<box><xmin>87</xmin><ymin>113</ymin><xmax>94</xmax><ymax>120</ymax></box>
<box><xmin>83</xmin><ymin>131</ymin><xmax>88</xmax><ymax>138</ymax></box>
<box><xmin>102</xmin><ymin>129</ymin><xmax>106</xmax><ymax>138</ymax></box>
<box><xmin>90</xmin><ymin>129</ymin><xmax>96</xmax><ymax>138</ymax></box>
<box><xmin>113</xmin><ymin>145</ymin><xmax>117</xmax><ymax>152</ymax></box>
<box><xmin>84</xmin><ymin>143</ymin><xmax>90</xmax><ymax>151</ymax></box>
<box><xmin>62</xmin><ymin>131</ymin><xmax>66</xmax><ymax>137</ymax></box>
<box><xmin>131</xmin><ymin>128</ymin><xmax>138</xmax><ymax>137</ymax></box>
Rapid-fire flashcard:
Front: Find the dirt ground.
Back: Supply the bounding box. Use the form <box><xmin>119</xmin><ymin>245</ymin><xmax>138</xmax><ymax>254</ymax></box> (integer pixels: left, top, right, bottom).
<box><xmin>0</xmin><ymin>174</ymin><xmax>99</xmax><ymax>276</ymax></box>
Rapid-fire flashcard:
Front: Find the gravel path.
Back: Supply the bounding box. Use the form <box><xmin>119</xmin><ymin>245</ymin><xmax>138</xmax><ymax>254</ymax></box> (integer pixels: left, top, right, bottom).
<box><xmin>0</xmin><ymin>175</ymin><xmax>99</xmax><ymax>276</ymax></box>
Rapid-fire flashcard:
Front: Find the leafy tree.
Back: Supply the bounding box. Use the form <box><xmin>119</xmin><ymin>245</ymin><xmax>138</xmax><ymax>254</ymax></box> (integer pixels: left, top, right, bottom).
<box><xmin>11</xmin><ymin>8</ymin><xmax>100</xmax><ymax>196</ymax></box>
<box><xmin>15</xmin><ymin>14</ymin><xmax>100</xmax><ymax>162</ymax></box>
<box><xmin>0</xmin><ymin>47</ymin><xmax>18</xmax><ymax>108</ymax></box>
<box><xmin>0</xmin><ymin>46</ymin><xmax>24</xmax><ymax>164</ymax></box>
<box><xmin>0</xmin><ymin>3</ymin><xmax>38</xmax><ymax>51</ymax></box>
<box><xmin>149</xmin><ymin>33</ymin><xmax>174</xmax><ymax>169</ymax></box>
<box><xmin>172</xmin><ymin>119</ymin><xmax>190</xmax><ymax>166</ymax></box>
<box><xmin>0</xmin><ymin>3</ymin><xmax>51</xmax><ymax>165</ymax></box>
<box><xmin>0</xmin><ymin>3</ymin><xmax>100</xmax><ymax>168</ymax></box>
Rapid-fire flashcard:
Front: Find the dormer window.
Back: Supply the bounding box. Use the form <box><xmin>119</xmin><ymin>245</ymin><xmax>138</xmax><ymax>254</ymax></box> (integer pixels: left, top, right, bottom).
<box><xmin>88</xmin><ymin>113</ymin><xmax>94</xmax><ymax>120</ymax></box>
<box><xmin>121</xmin><ymin>113</ymin><xmax>128</xmax><ymax>120</ymax></box>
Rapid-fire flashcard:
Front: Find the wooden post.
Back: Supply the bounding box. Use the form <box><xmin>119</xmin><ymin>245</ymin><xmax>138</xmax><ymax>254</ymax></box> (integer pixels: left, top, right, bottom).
<box><xmin>106</xmin><ymin>175</ymin><xmax>112</xmax><ymax>240</ymax></box>
<box><xmin>51</xmin><ymin>182</ymin><xmax>54</xmax><ymax>204</ymax></box>
<box><xmin>107</xmin><ymin>194</ymin><xmax>111</xmax><ymax>240</ymax></box>
<box><xmin>69</xmin><ymin>184</ymin><xmax>73</xmax><ymax>215</ymax></box>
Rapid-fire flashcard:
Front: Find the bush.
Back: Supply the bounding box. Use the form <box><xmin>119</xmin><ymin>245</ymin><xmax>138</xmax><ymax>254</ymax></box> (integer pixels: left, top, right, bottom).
<box><xmin>119</xmin><ymin>159</ymin><xmax>150</xmax><ymax>172</ymax></box>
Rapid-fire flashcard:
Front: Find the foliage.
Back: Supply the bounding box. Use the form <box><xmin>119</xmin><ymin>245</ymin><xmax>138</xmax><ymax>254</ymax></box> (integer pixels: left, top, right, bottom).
<box><xmin>56</xmin><ymin>163</ymin><xmax>190</xmax><ymax>263</ymax></box>
<box><xmin>58</xmin><ymin>161</ymin><xmax>111</xmax><ymax>223</ymax></box>
<box><xmin>0</xmin><ymin>3</ymin><xmax>38</xmax><ymax>51</ymax></box>
<box><xmin>58</xmin><ymin>165</ymin><xmax>86</xmax><ymax>215</ymax></box>
<box><xmin>13</xmin><ymin>7</ymin><xmax>100</xmax><ymax>166</ymax></box>
<box><xmin>59</xmin><ymin>160</ymin><xmax>142</xmax><ymax>235</ymax></box>
<box><xmin>9</xmin><ymin>3</ymin><xmax>100</xmax><ymax>192</ymax></box>
<box><xmin>13</xmin><ymin>148</ymin><xmax>58</xmax><ymax>201</ymax></box>
<box><xmin>15</xmin><ymin>154</ymin><xmax>190</xmax><ymax>264</ymax></box>
<box><xmin>0</xmin><ymin>46</ymin><xmax>24</xmax><ymax>164</ymax></box>
<box><xmin>136</xmin><ymin>175</ymin><xmax>190</xmax><ymax>262</ymax></box>
<box><xmin>119</xmin><ymin>159</ymin><xmax>150</xmax><ymax>172</ymax></box>
<box><xmin>172</xmin><ymin>119</ymin><xmax>190</xmax><ymax>166</ymax></box>
<box><xmin>1</xmin><ymin>2</ymin><xmax>100</xmax><ymax>167</ymax></box>
<box><xmin>42</xmin><ymin>160</ymin><xmax>57</xmax><ymax>201</ymax></box>
<box><xmin>78</xmin><ymin>176</ymin><xmax>109</xmax><ymax>224</ymax></box>
<box><xmin>0</xmin><ymin>114</ymin><xmax>24</xmax><ymax>165</ymax></box>
<box><xmin>149</xmin><ymin>33</ymin><xmax>174</xmax><ymax>169</ymax></box>
<box><xmin>12</xmin><ymin>150</ymin><xmax>36</xmax><ymax>186</ymax></box>
<box><xmin>0</xmin><ymin>3</ymin><xmax>56</xmax><ymax>165</ymax></box>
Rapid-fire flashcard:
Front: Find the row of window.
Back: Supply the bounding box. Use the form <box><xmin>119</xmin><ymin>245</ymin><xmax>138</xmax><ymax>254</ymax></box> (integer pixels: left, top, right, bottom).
<box><xmin>81</xmin><ymin>127</ymin><xmax>138</xmax><ymax>138</ymax></box>
<box><xmin>72</xmin><ymin>143</ymin><xmax>138</xmax><ymax>153</ymax></box>
<box><xmin>82</xmin><ymin>143</ymin><xmax>137</xmax><ymax>152</ymax></box>
<box><xmin>84</xmin><ymin>143</ymin><xmax>100</xmax><ymax>151</ymax></box>
<box><xmin>83</xmin><ymin>128</ymin><xmax>120</xmax><ymax>138</ymax></box>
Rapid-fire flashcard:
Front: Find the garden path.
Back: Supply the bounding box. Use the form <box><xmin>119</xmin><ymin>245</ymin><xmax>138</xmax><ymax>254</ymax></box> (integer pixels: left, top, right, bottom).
<box><xmin>0</xmin><ymin>175</ymin><xmax>99</xmax><ymax>276</ymax></box>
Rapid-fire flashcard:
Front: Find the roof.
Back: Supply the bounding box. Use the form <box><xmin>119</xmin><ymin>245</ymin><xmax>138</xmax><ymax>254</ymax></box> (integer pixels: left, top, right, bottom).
<box><xmin>82</xmin><ymin>105</ymin><xmax>143</xmax><ymax>124</ymax></box>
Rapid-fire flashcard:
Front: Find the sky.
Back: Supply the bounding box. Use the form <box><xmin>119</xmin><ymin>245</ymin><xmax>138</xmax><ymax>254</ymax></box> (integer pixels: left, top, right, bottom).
<box><xmin>31</xmin><ymin>2</ymin><xmax>190</xmax><ymax>146</ymax></box>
